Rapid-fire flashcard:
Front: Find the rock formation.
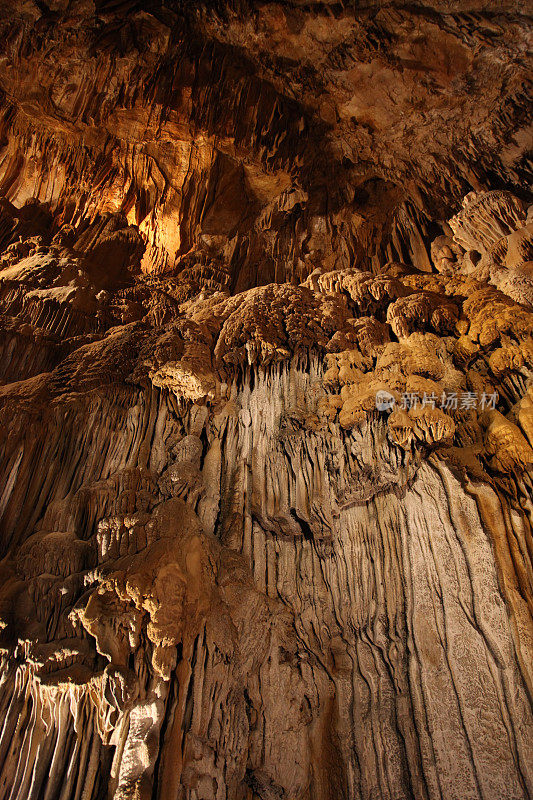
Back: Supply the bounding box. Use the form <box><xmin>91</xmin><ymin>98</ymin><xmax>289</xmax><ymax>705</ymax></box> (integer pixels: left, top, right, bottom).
<box><xmin>0</xmin><ymin>2</ymin><xmax>531</xmax><ymax>799</ymax></box>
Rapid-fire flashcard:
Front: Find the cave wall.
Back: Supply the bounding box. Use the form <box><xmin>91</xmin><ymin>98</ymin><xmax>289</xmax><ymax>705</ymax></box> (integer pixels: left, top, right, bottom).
<box><xmin>0</xmin><ymin>2</ymin><xmax>532</xmax><ymax>800</ymax></box>
<box><xmin>0</xmin><ymin>0</ymin><xmax>531</xmax><ymax>283</ymax></box>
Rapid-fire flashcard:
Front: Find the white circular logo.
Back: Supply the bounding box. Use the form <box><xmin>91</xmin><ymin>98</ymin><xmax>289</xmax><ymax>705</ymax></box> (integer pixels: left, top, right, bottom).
<box><xmin>375</xmin><ymin>390</ymin><xmax>395</xmax><ymax>412</ymax></box>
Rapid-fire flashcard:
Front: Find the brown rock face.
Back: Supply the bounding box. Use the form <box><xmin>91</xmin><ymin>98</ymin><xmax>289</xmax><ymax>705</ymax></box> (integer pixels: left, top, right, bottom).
<box><xmin>0</xmin><ymin>3</ymin><xmax>532</xmax><ymax>800</ymax></box>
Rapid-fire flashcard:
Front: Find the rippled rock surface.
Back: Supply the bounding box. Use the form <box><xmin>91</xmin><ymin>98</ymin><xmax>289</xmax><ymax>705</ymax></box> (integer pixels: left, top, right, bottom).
<box><xmin>0</xmin><ymin>2</ymin><xmax>531</xmax><ymax>799</ymax></box>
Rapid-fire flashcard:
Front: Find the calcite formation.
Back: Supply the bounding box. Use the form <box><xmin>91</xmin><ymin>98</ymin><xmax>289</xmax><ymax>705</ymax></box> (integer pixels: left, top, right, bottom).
<box><xmin>0</xmin><ymin>2</ymin><xmax>532</xmax><ymax>800</ymax></box>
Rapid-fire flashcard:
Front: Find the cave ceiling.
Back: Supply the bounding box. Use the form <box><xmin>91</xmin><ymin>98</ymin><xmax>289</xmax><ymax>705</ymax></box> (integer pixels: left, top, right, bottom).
<box><xmin>0</xmin><ymin>3</ymin><xmax>532</xmax><ymax>800</ymax></box>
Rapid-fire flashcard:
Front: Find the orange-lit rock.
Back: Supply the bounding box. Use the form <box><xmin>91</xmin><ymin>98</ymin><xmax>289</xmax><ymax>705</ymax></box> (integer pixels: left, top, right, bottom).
<box><xmin>0</xmin><ymin>3</ymin><xmax>532</xmax><ymax>800</ymax></box>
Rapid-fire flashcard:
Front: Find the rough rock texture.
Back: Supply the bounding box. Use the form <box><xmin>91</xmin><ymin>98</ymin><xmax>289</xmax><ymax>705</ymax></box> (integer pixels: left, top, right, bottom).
<box><xmin>0</xmin><ymin>2</ymin><xmax>532</xmax><ymax>800</ymax></box>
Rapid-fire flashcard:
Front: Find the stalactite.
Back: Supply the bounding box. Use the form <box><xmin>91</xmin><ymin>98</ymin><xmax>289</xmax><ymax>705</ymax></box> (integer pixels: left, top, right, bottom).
<box><xmin>0</xmin><ymin>2</ymin><xmax>532</xmax><ymax>799</ymax></box>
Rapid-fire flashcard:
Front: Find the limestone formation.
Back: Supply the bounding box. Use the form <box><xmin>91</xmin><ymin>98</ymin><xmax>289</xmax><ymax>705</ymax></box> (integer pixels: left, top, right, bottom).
<box><xmin>0</xmin><ymin>2</ymin><xmax>532</xmax><ymax>800</ymax></box>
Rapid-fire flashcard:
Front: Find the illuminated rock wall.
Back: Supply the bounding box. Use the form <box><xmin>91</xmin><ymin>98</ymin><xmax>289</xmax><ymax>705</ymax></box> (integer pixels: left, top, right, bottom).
<box><xmin>0</xmin><ymin>2</ymin><xmax>531</xmax><ymax>799</ymax></box>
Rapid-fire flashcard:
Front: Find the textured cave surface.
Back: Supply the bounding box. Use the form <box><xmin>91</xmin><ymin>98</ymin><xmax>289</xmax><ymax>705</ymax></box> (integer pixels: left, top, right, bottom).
<box><xmin>0</xmin><ymin>1</ymin><xmax>532</xmax><ymax>799</ymax></box>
